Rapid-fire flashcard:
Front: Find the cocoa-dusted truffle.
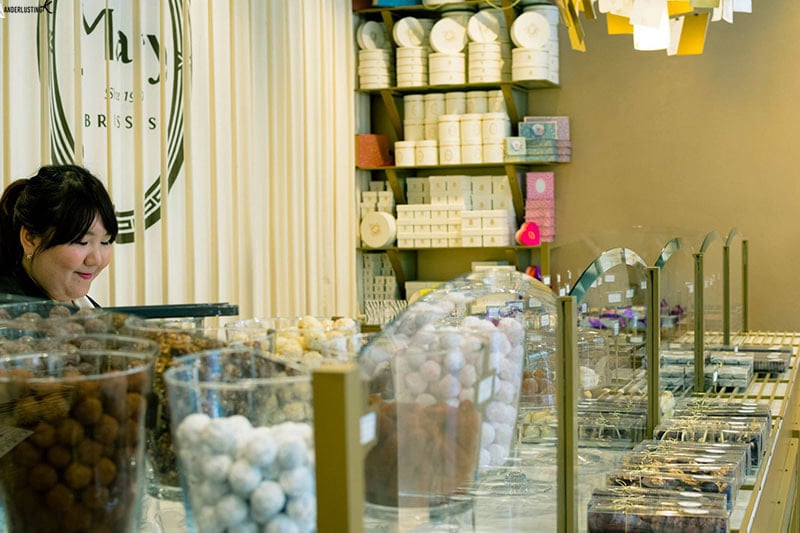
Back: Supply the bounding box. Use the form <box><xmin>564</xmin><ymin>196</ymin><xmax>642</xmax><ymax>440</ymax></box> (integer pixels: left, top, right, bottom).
<box><xmin>40</xmin><ymin>393</ymin><xmax>71</xmax><ymax>422</ymax></box>
<box><xmin>92</xmin><ymin>414</ymin><xmax>119</xmax><ymax>445</ymax></box>
<box><xmin>57</xmin><ymin>418</ymin><xmax>85</xmax><ymax>446</ymax></box>
<box><xmin>45</xmin><ymin>483</ymin><xmax>75</xmax><ymax>512</ymax></box>
<box><xmin>63</xmin><ymin>502</ymin><xmax>92</xmax><ymax>532</ymax></box>
<box><xmin>94</xmin><ymin>457</ymin><xmax>117</xmax><ymax>486</ymax></box>
<box><xmin>74</xmin><ymin>397</ymin><xmax>103</xmax><ymax>425</ymax></box>
<box><xmin>29</xmin><ymin>463</ymin><xmax>58</xmax><ymax>491</ymax></box>
<box><xmin>64</xmin><ymin>462</ymin><xmax>93</xmax><ymax>489</ymax></box>
<box><xmin>125</xmin><ymin>392</ymin><xmax>144</xmax><ymax>420</ymax></box>
<box><xmin>47</xmin><ymin>444</ymin><xmax>72</xmax><ymax>469</ymax></box>
<box><xmin>30</xmin><ymin>421</ymin><xmax>56</xmax><ymax>448</ymax></box>
<box><xmin>81</xmin><ymin>485</ymin><xmax>109</xmax><ymax>509</ymax></box>
<box><xmin>14</xmin><ymin>440</ymin><xmax>42</xmax><ymax>467</ymax></box>
<box><xmin>14</xmin><ymin>396</ymin><xmax>41</xmax><ymax>425</ymax></box>
<box><xmin>77</xmin><ymin>439</ymin><xmax>104</xmax><ymax>465</ymax></box>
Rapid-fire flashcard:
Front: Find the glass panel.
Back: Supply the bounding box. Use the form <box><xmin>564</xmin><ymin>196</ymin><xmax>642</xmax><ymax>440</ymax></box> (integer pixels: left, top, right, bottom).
<box><xmin>701</xmin><ymin>232</ymin><xmax>725</xmax><ymax>342</ymax></box>
<box><xmin>726</xmin><ymin>228</ymin><xmax>745</xmax><ymax>339</ymax></box>
<box><xmin>551</xmin><ymin>226</ymin><xmax>697</xmax><ymax>296</ymax></box>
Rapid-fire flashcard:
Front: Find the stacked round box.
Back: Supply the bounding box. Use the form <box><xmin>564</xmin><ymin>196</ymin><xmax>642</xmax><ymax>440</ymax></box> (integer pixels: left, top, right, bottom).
<box><xmin>393</xmin><ymin>17</ymin><xmax>434</xmax><ymax>88</ymax></box>
<box><xmin>357</xmin><ymin>21</ymin><xmax>394</xmax><ymax>89</ymax></box>
<box><xmin>510</xmin><ymin>5</ymin><xmax>560</xmax><ymax>84</ymax></box>
<box><xmin>466</xmin><ymin>7</ymin><xmax>513</xmax><ymax>83</ymax></box>
<box><xmin>429</xmin><ymin>15</ymin><xmax>468</xmax><ymax>85</ymax></box>
<box><xmin>525</xmin><ymin>171</ymin><xmax>555</xmax><ymax>242</ymax></box>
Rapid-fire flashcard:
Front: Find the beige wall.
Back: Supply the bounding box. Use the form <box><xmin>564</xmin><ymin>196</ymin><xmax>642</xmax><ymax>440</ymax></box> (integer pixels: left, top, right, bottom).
<box><xmin>534</xmin><ymin>2</ymin><xmax>800</xmax><ymax>331</ymax></box>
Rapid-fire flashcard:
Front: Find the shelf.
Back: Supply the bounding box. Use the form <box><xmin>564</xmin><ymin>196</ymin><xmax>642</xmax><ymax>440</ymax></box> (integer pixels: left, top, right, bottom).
<box><xmin>355</xmin><ymin>80</ymin><xmax>559</xmax><ymax>96</ymax></box>
<box><xmin>357</xmin><ymin>163</ymin><xmax>558</xmax><ymax>223</ymax></box>
<box><xmin>359</xmin><ymin>243</ymin><xmax>550</xmax><ymax>299</ymax></box>
<box><xmin>360</xmin><ymin>82</ymin><xmax>551</xmax><ymax>141</ymax></box>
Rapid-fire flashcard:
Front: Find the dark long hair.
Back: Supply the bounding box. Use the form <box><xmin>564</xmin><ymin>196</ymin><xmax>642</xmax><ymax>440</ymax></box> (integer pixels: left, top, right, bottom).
<box><xmin>0</xmin><ymin>165</ymin><xmax>118</xmax><ymax>275</ymax></box>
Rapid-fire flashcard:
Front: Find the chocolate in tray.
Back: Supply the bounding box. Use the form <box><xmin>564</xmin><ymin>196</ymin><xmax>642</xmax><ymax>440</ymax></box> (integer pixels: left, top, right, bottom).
<box><xmin>621</xmin><ymin>450</ymin><xmax>744</xmax><ymax>489</ymax></box>
<box><xmin>577</xmin><ymin>411</ymin><xmax>646</xmax><ymax>449</ymax></box>
<box><xmin>587</xmin><ymin>492</ymin><xmax>730</xmax><ymax>533</ymax></box>
<box><xmin>634</xmin><ymin>439</ymin><xmax>752</xmax><ymax>477</ymax></box>
<box><xmin>606</xmin><ymin>466</ymin><xmax>737</xmax><ymax>511</ymax></box>
<box><xmin>653</xmin><ymin>417</ymin><xmax>768</xmax><ymax>469</ymax></box>
<box><xmin>708</xmin><ymin>345</ymin><xmax>791</xmax><ymax>374</ymax></box>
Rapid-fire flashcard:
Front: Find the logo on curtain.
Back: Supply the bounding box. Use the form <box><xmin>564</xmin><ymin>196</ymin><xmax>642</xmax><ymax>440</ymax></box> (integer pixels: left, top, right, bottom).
<box><xmin>47</xmin><ymin>0</ymin><xmax>185</xmax><ymax>244</ymax></box>
<box><xmin>1</xmin><ymin>2</ymin><xmax>53</xmax><ymax>16</ymax></box>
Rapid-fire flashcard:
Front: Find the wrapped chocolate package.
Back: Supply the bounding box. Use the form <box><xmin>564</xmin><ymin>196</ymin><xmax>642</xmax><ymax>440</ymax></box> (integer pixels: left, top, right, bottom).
<box><xmin>587</xmin><ymin>490</ymin><xmax>730</xmax><ymax>533</ymax></box>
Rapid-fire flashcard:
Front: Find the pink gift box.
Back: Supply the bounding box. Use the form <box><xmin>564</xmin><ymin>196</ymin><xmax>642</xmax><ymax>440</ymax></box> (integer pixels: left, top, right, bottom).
<box><xmin>526</xmin><ymin>172</ymin><xmax>554</xmax><ymax>200</ymax></box>
<box><xmin>525</xmin><ymin>198</ymin><xmax>555</xmax><ymax>209</ymax></box>
<box><xmin>526</xmin><ymin>213</ymin><xmax>555</xmax><ymax>226</ymax></box>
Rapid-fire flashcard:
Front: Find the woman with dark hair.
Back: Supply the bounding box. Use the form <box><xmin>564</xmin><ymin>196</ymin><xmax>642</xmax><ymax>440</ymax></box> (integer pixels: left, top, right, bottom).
<box><xmin>0</xmin><ymin>164</ymin><xmax>118</xmax><ymax>306</ymax></box>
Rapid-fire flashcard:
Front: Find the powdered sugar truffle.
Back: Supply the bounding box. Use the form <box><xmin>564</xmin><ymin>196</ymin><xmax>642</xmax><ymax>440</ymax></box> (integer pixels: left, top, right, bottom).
<box><xmin>437</xmin><ymin>374</ymin><xmax>461</xmax><ymax>399</ymax></box>
<box><xmin>177</xmin><ymin>413</ymin><xmax>211</xmax><ymax>447</ymax></box>
<box><xmin>285</xmin><ymin>492</ymin><xmax>316</xmax><ymax>527</ymax></box>
<box><xmin>404</xmin><ymin>372</ymin><xmax>428</xmax><ymax>396</ymax></box>
<box><xmin>203</xmin><ymin>454</ymin><xmax>234</xmax><ymax>483</ymax></box>
<box><xmin>443</xmin><ymin>349</ymin><xmax>466</xmax><ymax>372</ymax></box>
<box><xmin>459</xmin><ymin>364</ymin><xmax>477</xmax><ymax>388</ymax></box>
<box><xmin>204</xmin><ymin>418</ymin><xmax>238</xmax><ymax>454</ymax></box>
<box><xmin>250</xmin><ymin>480</ymin><xmax>286</xmax><ymax>524</ymax></box>
<box><xmin>195</xmin><ymin>505</ymin><xmax>220</xmax><ymax>533</ymax></box>
<box><xmin>481</xmin><ymin>422</ymin><xmax>496</xmax><ymax>447</ymax></box>
<box><xmin>240</xmin><ymin>427</ymin><xmax>278</xmax><ymax>466</ymax></box>
<box><xmin>229</xmin><ymin>459</ymin><xmax>263</xmax><ymax>497</ymax></box>
<box><xmin>215</xmin><ymin>493</ymin><xmax>249</xmax><ymax>529</ymax></box>
<box><xmin>458</xmin><ymin>387</ymin><xmax>475</xmax><ymax>402</ymax></box>
<box><xmin>196</xmin><ymin>479</ymin><xmax>231</xmax><ymax>505</ymax></box>
<box><xmin>265</xmin><ymin>514</ymin><xmax>300</xmax><ymax>533</ymax></box>
<box><xmin>279</xmin><ymin>466</ymin><xmax>314</xmax><ymax>497</ymax></box>
<box><xmin>495</xmin><ymin>379</ymin><xmax>516</xmax><ymax>403</ymax></box>
<box><xmin>277</xmin><ymin>437</ymin><xmax>309</xmax><ymax>470</ymax></box>
<box><xmin>488</xmin><ymin>443</ymin><xmax>508</xmax><ymax>466</ymax></box>
<box><xmin>492</xmin><ymin>422</ymin><xmax>513</xmax><ymax>447</ymax></box>
<box><xmin>228</xmin><ymin>521</ymin><xmax>258</xmax><ymax>533</ymax></box>
<box><xmin>497</xmin><ymin>317</ymin><xmax>524</xmax><ymax>345</ymax></box>
<box><xmin>419</xmin><ymin>360</ymin><xmax>442</xmax><ymax>382</ymax></box>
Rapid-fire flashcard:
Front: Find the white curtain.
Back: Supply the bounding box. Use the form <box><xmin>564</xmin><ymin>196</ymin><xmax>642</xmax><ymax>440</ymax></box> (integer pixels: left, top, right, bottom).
<box><xmin>0</xmin><ymin>0</ymin><xmax>357</xmax><ymax>320</ymax></box>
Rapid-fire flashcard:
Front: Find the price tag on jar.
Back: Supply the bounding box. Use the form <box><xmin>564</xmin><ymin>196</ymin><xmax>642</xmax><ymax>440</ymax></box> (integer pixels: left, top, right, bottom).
<box><xmin>0</xmin><ymin>426</ymin><xmax>33</xmax><ymax>458</ymax></box>
<box><xmin>477</xmin><ymin>373</ymin><xmax>496</xmax><ymax>406</ymax></box>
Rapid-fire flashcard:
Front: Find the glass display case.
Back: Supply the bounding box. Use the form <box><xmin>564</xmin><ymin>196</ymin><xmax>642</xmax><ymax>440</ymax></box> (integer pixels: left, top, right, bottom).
<box><xmin>356</xmin><ymin>270</ymin><xmax>559</xmax><ymax>528</ymax></box>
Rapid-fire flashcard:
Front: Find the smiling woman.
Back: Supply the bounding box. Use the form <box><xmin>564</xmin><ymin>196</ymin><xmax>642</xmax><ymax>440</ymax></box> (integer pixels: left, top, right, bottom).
<box><xmin>0</xmin><ymin>165</ymin><xmax>118</xmax><ymax>306</ymax></box>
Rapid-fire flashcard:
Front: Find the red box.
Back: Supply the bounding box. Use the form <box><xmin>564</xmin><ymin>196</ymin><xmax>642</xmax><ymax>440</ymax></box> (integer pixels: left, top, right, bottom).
<box><xmin>356</xmin><ymin>134</ymin><xmax>393</xmax><ymax>168</ymax></box>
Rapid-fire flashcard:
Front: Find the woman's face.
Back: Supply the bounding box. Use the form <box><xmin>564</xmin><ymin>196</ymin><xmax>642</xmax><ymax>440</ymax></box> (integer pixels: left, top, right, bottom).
<box><xmin>24</xmin><ymin>216</ymin><xmax>113</xmax><ymax>301</ymax></box>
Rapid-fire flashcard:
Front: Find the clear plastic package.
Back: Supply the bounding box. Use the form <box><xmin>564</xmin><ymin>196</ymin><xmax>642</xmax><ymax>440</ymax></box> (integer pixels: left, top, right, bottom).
<box><xmin>587</xmin><ymin>490</ymin><xmax>730</xmax><ymax>532</ymax></box>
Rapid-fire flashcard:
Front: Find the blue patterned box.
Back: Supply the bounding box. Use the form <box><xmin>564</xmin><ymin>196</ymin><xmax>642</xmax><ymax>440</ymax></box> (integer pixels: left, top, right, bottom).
<box><xmin>520</xmin><ymin>116</ymin><xmax>570</xmax><ymax>140</ymax></box>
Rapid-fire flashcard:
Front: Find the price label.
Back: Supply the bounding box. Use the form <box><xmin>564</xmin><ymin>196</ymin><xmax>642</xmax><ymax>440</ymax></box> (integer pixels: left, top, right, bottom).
<box><xmin>360</xmin><ymin>411</ymin><xmax>377</xmax><ymax>446</ymax></box>
<box><xmin>626</xmin><ymin>289</ymin><xmax>634</xmax><ymax>298</ymax></box>
<box><xmin>608</xmin><ymin>292</ymin><xmax>622</xmax><ymax>304</ymax></box>
<box><xmin>604</xmin><ymin>274</ymin><xmax>615</xmax><ymax>283</ymax></box>
<box><xmin>0</xmin><ymin>426</ymin><xmax>33</xmax><ymax>459</ymax></box>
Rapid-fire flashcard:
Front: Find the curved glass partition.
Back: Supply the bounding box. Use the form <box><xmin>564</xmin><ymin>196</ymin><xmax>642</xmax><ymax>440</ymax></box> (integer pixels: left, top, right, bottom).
<box><xmin>700</xmin><ymin>231</ymin><xmax>725</xmax><ymax>341</ymax></box>
<box><xmin>725</xmin><ymin>228</ymin><xmax>745</xmax><ymax>341</ymax></box>
<box><xmin>656</xmin><ymin>237</ymin><xmax>696</xmax><ymax>346</ymax></box>
<box><xmin>551</xmin><ymin>226</ymin><xmax>700</xmax><ymax>296</ymax></box>
<box><xmin>569</xmin><ymin>247</ymin><xmax>649</xmax><ymax>397</ymax></box>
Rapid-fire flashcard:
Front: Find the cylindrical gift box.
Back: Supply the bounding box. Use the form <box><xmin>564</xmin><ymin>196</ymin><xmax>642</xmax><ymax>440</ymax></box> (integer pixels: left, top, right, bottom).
<box><xmin>459</xmin><ymin>114</ymin><xmax>483</xmax><ymax>145</ymax></box>
<box><xmin>461</xmin><ymin>143</ymin><xmax>483</xmax><ymax>164</ymax></box>
<box><xmin>423</xmin><ymin>121</ymin><xmax>439</xmax><ymax>142</ymax></box>
<box><xmin>482</xmin><ymin>112</ymin><xmax>511</xmax><ymax>143</ymax></box>
<box><xmin>423</xmin><ymin>93</ymin><xmax>445</xmax><ymax>122</ymax></box>
<box><xmin>395</xmin><ymin>141</ymin><xmax>417</xmax><ymax>166</ymax></box>
<box><xmin>404</xmin><ymin>94</ymin><xmax>425</xmax><ymax>121</ymax></box>
<box><xmin>439</xmin><ymin>144</ymin><xmax>462</xmax><ymax>165</ymax></box>
<box><xmin>445</xmin><ymin>91</ymin><xmax>467</xmax><ymax>115</ymax></box>
<box><xmin>466</xmin><ymin>91</ymin><xmax>489</xmax><ymax>114</ymax></box>
<box><xmin>487</xmin><ymin>90</ymin><xmax>506</xmax><ymax>113</ymax></box>
<box><xmin>438</xmin><ymin>114</ymin><xmax>461</xmax><ymax>145</ymax></box>
<box><xmin>404</xmin><ymin>120</ymin><xmax>425</xmax><ymax>141</ymax></box>
<box><xmin>360</xmin><ymin>211</ymin><xmax>398</xmax><ymax>248</ymax></box>
<box><xmin>483</xmin><ymin>143</ymin><xmax>505</xmax><ymax>163</ymax></box>
<box><xmin>415</xmin><ymin>140</ymin><xmax>439</xmax><ymax>166</ymax></box>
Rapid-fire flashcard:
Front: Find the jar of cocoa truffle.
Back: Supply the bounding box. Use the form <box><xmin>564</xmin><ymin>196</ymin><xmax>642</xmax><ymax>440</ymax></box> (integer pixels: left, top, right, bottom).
<box><xmin>0</xmin><ymin>333</ymin><xmax>157</xmax><ymax>533</ymax></box>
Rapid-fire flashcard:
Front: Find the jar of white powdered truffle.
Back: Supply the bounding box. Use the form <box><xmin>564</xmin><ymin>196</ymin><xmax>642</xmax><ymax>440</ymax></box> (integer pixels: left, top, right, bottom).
<box><xmin>164</xmin><ymin>346</ymin><xmax>315</xmax><ymax>533</ymax></box>
<box><xmin>357</xmin><ymin>270</ymin><xmax>558</xmax><ymax>514</ymax></box>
